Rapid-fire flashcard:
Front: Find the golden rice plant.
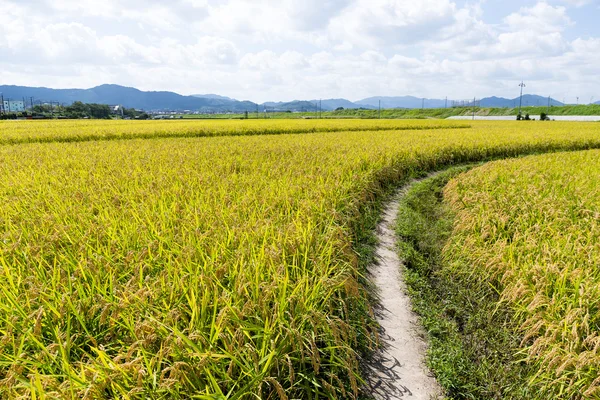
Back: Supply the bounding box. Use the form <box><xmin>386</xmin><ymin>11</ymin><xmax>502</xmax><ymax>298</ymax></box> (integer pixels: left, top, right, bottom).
<box><xmin>444</xmin><ymin>150</ymin><xmax>600</xmax><ymax>398</ymax></box>
<box><xmin>0</xmin><ymin>120</ymin><xmax>599</xmax><ymax>397</ymax></box>
<box><xmin>0</xmin><ymin>118</ymin><xmax>468</xmax><ymax>145</ymax></box>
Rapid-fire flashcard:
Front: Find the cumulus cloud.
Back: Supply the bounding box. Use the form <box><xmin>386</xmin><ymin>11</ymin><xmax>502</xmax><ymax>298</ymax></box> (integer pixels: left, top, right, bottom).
<box><xmin>328</xmin><ymin>0</ymin><xmax>458</xmax><ymax>47</ymax></box>
<box><xmin>504</xmin><ymin>2</ymin><xmax>571</xmax><ymax>33</ymax></box>
<box><xmin>0</xmin><ymin>0</ymin><xmax>598</xmax><ymax>102</ymax></box>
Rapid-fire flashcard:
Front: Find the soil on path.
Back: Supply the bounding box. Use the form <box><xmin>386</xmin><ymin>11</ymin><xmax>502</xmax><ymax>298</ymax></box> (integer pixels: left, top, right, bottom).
<box><xmin>364</xmin><ymin>186</ymin><xmax>442</xmax><ymax>400</ymax></box>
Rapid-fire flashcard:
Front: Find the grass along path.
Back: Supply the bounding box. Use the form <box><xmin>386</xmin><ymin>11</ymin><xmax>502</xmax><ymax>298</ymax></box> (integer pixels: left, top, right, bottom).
<box><xmin>395</xmin><ymin>166</ymin><xmax>524</xmax><ymax>399</ymax></box>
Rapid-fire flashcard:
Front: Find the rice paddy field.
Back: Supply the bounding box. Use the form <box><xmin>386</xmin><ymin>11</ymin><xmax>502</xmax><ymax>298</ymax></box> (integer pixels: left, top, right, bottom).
<box><xmin>0</xmin><ymin>119</ymin><xmax>468</xmax><ymax>145</ymax></box>
<box><xmin>443</xmin><ymin>151</ymin><xmax>600</xmax><ymax>399</ymax></box>
<box><xmin>0</xmin><ymin>119</ymin><xmax>599</xmax><ymax>398</ymax></box>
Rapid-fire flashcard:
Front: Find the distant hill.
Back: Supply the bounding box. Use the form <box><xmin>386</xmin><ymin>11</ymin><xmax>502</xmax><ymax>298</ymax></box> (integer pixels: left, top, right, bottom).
<box><xmin>0</xmin><ymin>84</ymin><xmax>257</xmax><ymax>112</ymax></box>
<box><xmin>356</xmin><ymin>96</ymin><xmax>448</xmax><ymax>109</ymax></box>
<box><xmin>357</xmin><ymin>95</ymin><xmax>564</xmax><ymax>109</ymax></box>
<box><xmin>311</xmin><ymin>99</ymin><xmax>376</xmax><ymax>111</ymax></box>
<box><xmin>480</xmin><ymin>95</ymin><xmax>563</xmax><ymax>108</ymax></box>
<box><xmin>262</xmin><ymin>100</ymin><xmax>318</xmax><ymax>112</ymax></box>
<box><xmin>193</xmin><ymin>94</ymin><xmax>234</xmax><ymax>101</ymax></box>
<box><xmin>263</xmin><ymin>98</ymin><xmax>373</xmax><ymax>112</ymax></box>
<box><xmin>479</xmin><ymin>96</ymin><xmax>515</xmax><ymax>108</ymax></box>
<box><xmin>0</xmin><ymin>84</ymin><xmax>577</xmax><ymax>112</ymax></box>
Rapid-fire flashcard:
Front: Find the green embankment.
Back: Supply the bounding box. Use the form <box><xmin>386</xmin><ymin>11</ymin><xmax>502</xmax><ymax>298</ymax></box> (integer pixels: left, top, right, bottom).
<box><xmin>177</xmin><ymin>103</ymin><xmax>600</xmax><ymax>120</ymax></box>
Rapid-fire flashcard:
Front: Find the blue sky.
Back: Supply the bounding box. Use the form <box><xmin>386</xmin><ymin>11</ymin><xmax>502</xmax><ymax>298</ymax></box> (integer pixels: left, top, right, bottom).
<box><xmin>0</xmin><ymin>0</ymin><xmax>598</xmax><ymax>103</ymax></box>
<box><xmin>477</xmin><ymin>0</ymin><xmax>597</xmax><ymax>38</ymax></box>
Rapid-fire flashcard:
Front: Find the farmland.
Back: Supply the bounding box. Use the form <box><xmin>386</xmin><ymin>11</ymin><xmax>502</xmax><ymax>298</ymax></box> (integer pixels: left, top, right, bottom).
<box><xmin>0</xmin><ymin>119</ymin><xmax>468</xmax><ymax>145</ymax></box>
<box><xmin>397</xmin><ymin>151</ymin><xmax>600</xmax><ymax>399</ymax></box>
<box><xmin>0</xmin><ymin>119</ymin><xmax>599</xmax><ymax>398</ymax></box>
<box><xmin>444</xmin><ymin>151</ymin><xmax>600</xmax><ymax>398</ymax></box>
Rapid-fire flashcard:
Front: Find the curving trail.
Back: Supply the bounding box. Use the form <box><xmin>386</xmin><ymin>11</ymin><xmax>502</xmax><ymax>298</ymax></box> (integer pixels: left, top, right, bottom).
<box><xmin>365</xmin><ymin>183</ymin><xmax>442</xmax><ymax>400</ymax></box>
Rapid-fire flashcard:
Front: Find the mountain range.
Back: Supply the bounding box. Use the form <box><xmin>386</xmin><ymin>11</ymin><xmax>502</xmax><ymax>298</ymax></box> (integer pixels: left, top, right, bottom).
<box><xmin>0</xmin><ymin>84</ymin><xmax>576</xmax><ymax>112</ymax></box>
<box><xmin>357</xmin><ymin>96</ymin><xmax>447</xmax><ymax>109</ymax></box>
<box><xmin>479</xmin><ymin>95</ymin><xmax>563</xmax><ymax>108</ymax></box>
<box><xmin>192</xmin><ymin>94</ymin><xmax>234</xmax><ymax>101</ymax></box>
<box><xmin>0</xmin><ymin>84</ymin><xmax>256</xmax><ymax>112</ymax></box>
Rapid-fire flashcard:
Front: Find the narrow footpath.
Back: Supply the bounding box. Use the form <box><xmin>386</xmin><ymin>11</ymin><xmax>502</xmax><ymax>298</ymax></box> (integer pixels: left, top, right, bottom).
<box><xmin>364</xmin><ymin>186</ymin><xmax>442</xmax><ymax>400</ymax></box>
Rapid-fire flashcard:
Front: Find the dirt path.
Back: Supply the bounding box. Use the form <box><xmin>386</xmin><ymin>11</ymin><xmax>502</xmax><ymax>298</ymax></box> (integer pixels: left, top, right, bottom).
<box><xmin>364</xmin><ymin>185</ymin><xmax>442</xmax><ymax>399</ymax></box>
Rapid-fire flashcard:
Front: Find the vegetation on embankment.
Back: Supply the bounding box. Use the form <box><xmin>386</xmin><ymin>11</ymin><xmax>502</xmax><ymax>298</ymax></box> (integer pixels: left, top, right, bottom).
<box><xmin>397</xmin><ymin>151</ymin><xmax>600</xmax><ymax>399</ymax></box>
<box><xmin>483</xmin><ymin>103</ymin><xmax>600</xmax><ymax>116</ymax></box>
<box><xmin>178</xmin><ymin>103</ymin><xmax>600</xmax><ymax>119</ymax></box>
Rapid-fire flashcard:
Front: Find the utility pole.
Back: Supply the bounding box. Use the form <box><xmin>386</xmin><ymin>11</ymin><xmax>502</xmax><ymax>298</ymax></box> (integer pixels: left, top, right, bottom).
<box><xmin>518</xmin><ymin>81</ymin><xmax>526</xmax><ymax>116</ymax></box>
<box><xmin>378</xmin><ymin>100</ymin><xmax>381</xmax><ymax>119</ymax></box>
<box><xmin>256</xmin><ymin>104</ymin><xmax>259</xmax><ymax>119</ymax></box>
<box><xmin>6</xmin><ymin>98</ymin><xmax>10</xmax><ymax>113</ymax></box>
<box><xmin>473</xmin><ymin>97</ymin><xmax>476</xmax><ymax>120</ymax></box>
<box><xmin>30</xmin><ymin>97</ymin><xmax>34</xmax><ymax>111</ymax></box>
<box><xmin>576</xmin><ymin>96</ymin><xmax>579</xmax><ymax>105</ymax></box>
<box><xmin>422</xmin><ymin>98</ymin><xmax>424</xmax><ymax>110</ymax></box>
<box><xmin>547</xmin><ymin>96</ymin><xmax>551</xmax><ymax>114</ymax></box>
<box><xmin>319</xmin><ymin>99</ymin><xmax>322</xmax><ymax>119</ymax></box>
<box><xmin>0</xmin><ymin>93</ymin><xmax>4</xmax><ymax>115</ymax></box>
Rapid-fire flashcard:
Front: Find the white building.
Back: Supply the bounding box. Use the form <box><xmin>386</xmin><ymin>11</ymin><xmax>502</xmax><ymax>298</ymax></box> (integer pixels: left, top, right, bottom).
<box><xmin>3</xmin><ymin>100</ymin><xmax>25</xmax><ymax>112</ymax></box>
<box><xmin>109</xmin><ymin>105</ymin><xmax>124</xmax><ymax>116</ymax></box>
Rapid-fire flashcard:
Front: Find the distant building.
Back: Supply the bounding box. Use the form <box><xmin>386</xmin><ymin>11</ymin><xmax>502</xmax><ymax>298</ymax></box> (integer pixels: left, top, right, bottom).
<box><xmin>3</xmin><ymin>100</ymin><xmax>25</xmax><ymax>112</ymax></box>
<box><xmin>109</xmin><ymin>105</ymin><xmax>124</xmax><ymax>116</ymax></box>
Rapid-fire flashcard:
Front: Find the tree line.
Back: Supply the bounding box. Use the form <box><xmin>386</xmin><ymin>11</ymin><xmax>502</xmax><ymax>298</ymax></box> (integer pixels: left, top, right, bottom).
<box><xmin>1</xmin><ymin>101</ymin><xmax>149</xmax><ymax>120</ymax></box>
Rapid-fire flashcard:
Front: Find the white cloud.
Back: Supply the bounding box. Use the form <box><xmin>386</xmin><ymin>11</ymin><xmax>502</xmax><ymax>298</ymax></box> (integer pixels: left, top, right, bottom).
<box><xmin>504</xmin><ymin>2</ymin><xmax>571</xmax><ymax>33</ymax></box>
<box><xmin>0</xmin><ymin>0</ymin><xmax>598</xmax><ymax>103</ymax></box>
<box><xmin>328</xmin><ymin>0</ymin><xmax>458</xmax><ymax>47</ymax></box>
